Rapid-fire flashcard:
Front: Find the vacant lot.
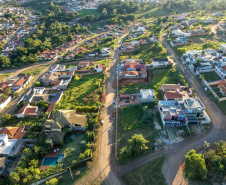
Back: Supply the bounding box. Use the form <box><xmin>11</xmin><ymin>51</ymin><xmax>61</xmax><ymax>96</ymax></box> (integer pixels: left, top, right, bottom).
<box><xmin>59</xmin><ymin>133</ymin><xmax>85</xmax><ymax>166</ymax></box>
<box><xmin>59</xmin><ymin>73</ymin><xmax>105</xmax><ymax>108</ymax></box>
<box><xmin>201</xmin><ymin>71</ymin><xmax>221</xmax><ymax>82</ymax></box>
<box><xmin>122</xmin><ymin>157</ymin><xmax>167</xmax><ymax>185</ymax></box>
<box><xmin>78</xmin><ymin>9</ymin><xmax>101</xmax><ymax>18</ymax></box>
<box><xmin>0</xmin><ymin>72</ymin><xmax>13</xmax><ymax>81</ymax></box>
<box><xmin>190</xmin><ymin>35</ymin><xmax>221</xmax><ymax>44</ymax></box>
<box><xmin>19</xmin><ymin>66</ymin><xmax>46</xmax><ymax>76</ymax></box>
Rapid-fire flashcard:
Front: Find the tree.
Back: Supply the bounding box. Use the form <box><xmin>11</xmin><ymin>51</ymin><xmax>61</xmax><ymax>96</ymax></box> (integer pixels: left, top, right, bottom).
<box><xmin>184</xmin><ymin>149</ymin><xmax>207</xmax><ymax>180</ymax></box>
<box><xmin>46</xmin><ymin>178</ymin><xmax>59</xmax><ymax>185</ymax></box>
<box><xmin>1</xmin><ymin>113</ymin><xmax>11</xmax><ymax>123</ymax></box>
<box><xmin>201</xmin><ymin>50</ymin><xmax>205</xmax><ymax>56</ymax></box>
<box><xmin>102</xmin><ymin>8</ymin><xmax>107</xmax><ymax>17</ymax></box>
<box><xmin>9</xmin><ymin>172</ymin><xmax>20</xmax><ymax>184</ymax></box>
<box><xmin>128</xmin><ymin>134</ymin><xmax>149</xmax><ymax>157</ymax></box>
<box><xmin>0</xmin><ymin>56</ymin><xmax>10</xmax><ymax>69</ymax></box>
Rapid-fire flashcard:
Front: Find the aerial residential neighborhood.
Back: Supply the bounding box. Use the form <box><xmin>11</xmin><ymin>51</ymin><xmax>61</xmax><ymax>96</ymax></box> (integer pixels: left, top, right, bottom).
<box><xmin>0</xmin><ymin>0</ymin><xmax>225</xmax><ymax>185</ymax></box>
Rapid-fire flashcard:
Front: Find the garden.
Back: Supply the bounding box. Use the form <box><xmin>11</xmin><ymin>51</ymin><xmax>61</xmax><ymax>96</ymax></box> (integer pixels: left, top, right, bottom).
<box><xmin>201</xmin><ymin>72</ymin><xmax>221</xmax><ymax>82</ymax></box>
<box><xmin>58</xmin><ymin>73</ymin><xmax>106</xmax><ymax>109</ymax></box>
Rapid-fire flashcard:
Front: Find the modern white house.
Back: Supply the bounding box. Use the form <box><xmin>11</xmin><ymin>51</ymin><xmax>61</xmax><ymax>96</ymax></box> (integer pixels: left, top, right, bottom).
<box><xmin>101</xmin><ymin>48</ymin><xmax>111</xmax><ymax>56</ymax></box>
<box><xmin>140</xmin><ymin>89</ymin><xmax>156</xmax><ymax>102</ymax></box>
<box><xmin>0</xmin><ymin>96</ymin><xmax>11</xmax><ymax>109</ymax></box>
<box><xmin>0</xmin><ymin>135</ymin><xmax>18</xmax><ymax>157</ymax></box>
<box><xmin>152</xmin><ymin>58</ymin><xmax>169</xmax><ymax>68</ymax></box>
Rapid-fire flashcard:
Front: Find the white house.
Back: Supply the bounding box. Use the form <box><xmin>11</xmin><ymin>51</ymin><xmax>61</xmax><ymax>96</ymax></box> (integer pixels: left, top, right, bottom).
<box><xmin>16</xmin><ymin>104</ymin><xmax>39</xmax><ymax>118</ymax></box>
<box><xmin>0</xmin><ymin>135</ymin><xmax>18</xmax><ymax>156</ymax></box>
<box><xmin>101</xmin><ymin>48</ymin><xmax>111</xmax><ymax>56</ymax></box>
<box><xmin>172</xmin><ymin>29</ymin><xmax>191</xmax><ymax>37</ymax></box>
<box><xmin>152</xmin><ymin>58</ymin><xmax>169</xmax><ymax>67</ymax></box>
<box><xmin>0</xmin><ymin>96</ymin><xmax>11</xmax><ymax>109</ymax></box>
<box><xmin>94</xmin><ymin>64</ymin><xmax>106</xmax><ymax>73</ymax></box>
<box><xmin>220</xmin><ymin>44</ymin><xmax>226</xmax><ymax>54</ymax></box>
<box><xmin>140</xmin><ymin>89</ymin><xmax>156</xmax><ymax>102</ymax></box>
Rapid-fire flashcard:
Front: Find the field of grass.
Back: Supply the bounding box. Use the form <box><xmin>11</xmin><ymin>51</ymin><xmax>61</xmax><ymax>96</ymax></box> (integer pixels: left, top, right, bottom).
<box><xmin>0</xmin><ymin>72</ymin><xmax>13</xmax><ymax>82</ymax></box>
<box><xmin>59</xmin><ymin>133</ymin><xmax>85</xmax><ymax>166</ymax></box>
<box><xmin>65</xmin><ymin>64</ymin><xmax>78</xmax><ymax>69</ymax></box>
<box><xmin>201</xmin><ymin>71</ymin><xmax>221</xmax><ymax>82</ymax></box>
<box><xmin>78</xmin><ymin>9</ymin><xmax>101</xmax><ymax>18</ymax></box>
<box><xmin>93</xmin><ymin>59</ymin><xmax>111</xmax><ymax>67</ymax></box>
<box><xmin>120</xmin><ymin>42</ymin><xmax>168</xmax><ymax>64</ymax></box>
<box><xmin>19</xmin><ymin>66</ymin><xmax>45</xmax><ymax>76</ymax></box>
<box><xmin>59</xmin><ymin>73</ymin><xmax>105</xmax><ymax>108</ymax></box>
<box><xmin>207</xmin><ymin>90</ymin><xmax>226</xmax><ymax>114</ymax></box>
<box><xmin>117</xmin><ymin>105</ymin><xmax>156</xmax><ymax>162</ymax></box>
<box><xmin>122</xmin><ymin>157</ymin><xmax>167</xmax><ymax>185</ymax></box>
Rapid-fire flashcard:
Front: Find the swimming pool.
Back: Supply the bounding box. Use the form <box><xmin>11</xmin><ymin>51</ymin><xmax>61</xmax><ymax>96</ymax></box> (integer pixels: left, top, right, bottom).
<box><xmin>42</xmin><ymin>154</ymin><xmax>64</xmax><ymax>166</ymax></box>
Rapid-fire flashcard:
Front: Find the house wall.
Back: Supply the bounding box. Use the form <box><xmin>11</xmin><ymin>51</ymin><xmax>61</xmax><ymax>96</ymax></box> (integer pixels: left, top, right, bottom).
<box><xmin>0</xmin><ymin>96</ymin><xmax>12</xmax><ymax>109</ymax></box>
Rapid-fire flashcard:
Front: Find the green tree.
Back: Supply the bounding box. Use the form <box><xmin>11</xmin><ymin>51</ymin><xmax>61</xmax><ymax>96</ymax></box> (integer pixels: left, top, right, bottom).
<box><xmin>128</xmin><ymin>134</ymin><xmax>149</xmax><ymax>157</ymax></box>
<box><xmin>9</xmin><ymin>172</ymin><xmax>20</xmax><ymax>184</ymax></box>
<box><xmin>1</xmin><ymin>113</ymin><xmax>11</xmax><ymax>123</ymax></box>
<box><xmin>46</xmin><ymin>178</ymin><xmax>58</xmax><ymax>185</ymax></box>
<box><xmin>184</xmin><ymin>149</ymin><xmax>207</xmax><ymax>180</ymax></box>
<box><xmin>0</xmin><ymin>56</ymin><xmax>10</xmax><ymax>69</ymax></box>
<box><xmin>102</xmin><ymin>8</ymin><xmax>107</xmax><ymax>17</ymax></box>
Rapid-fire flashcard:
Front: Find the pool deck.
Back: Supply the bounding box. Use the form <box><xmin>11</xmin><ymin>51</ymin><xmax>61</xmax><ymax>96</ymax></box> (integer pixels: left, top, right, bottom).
<box><xmin>40</xmin><ymin>144</ymin><xmax>62</xmax><ymax>171</ymax></box>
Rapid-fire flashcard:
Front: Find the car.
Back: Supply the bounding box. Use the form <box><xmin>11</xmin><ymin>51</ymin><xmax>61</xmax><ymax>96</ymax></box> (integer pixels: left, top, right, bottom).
<box><xmin>101</xmin><ymin>120</ymin><xmax>104</xmax><ymax>126</ymax></box>
<box><xmin>204</xmin><ymin>87</ymin><xmax>208</xmax><ymax>91</ymax></box>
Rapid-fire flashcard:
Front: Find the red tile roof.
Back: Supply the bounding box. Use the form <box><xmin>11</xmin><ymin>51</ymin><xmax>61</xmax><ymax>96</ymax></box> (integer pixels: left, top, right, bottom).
<box><xmin>13</xmin><ymin>126</ymin><xmax>26</xmax><ymax>139</ymax></box>
<box><xmin>52</xmin><ymin>80</ymin><xmax>63</xmax><ymax>87</ymax></box>
<box><xmin>47</xmin><ymin>103</ymin><xmax>56</xmax><ymax>113</ymax></box>
<box><xmin>18</xmin><ymin>104</ymin><xmax>28</xmax><ymax>114</ymax></box>
<box><xmin>122</xmin><ymin>71</ymin><xmax>139</xmax><ymax>76</ymax></box>
<box><xmin>13</xmin><ymin>78</ymin><xmax>25</xmax><ymax>87</ymax></box>
<box><xmin>218</xmin><ymin>80</ymin><xmax>226</xmax><ymax>93</ymax></box>
<box><xmin>0</xmin><ymin>127</ymin><xmax>18</xmax><ymax>138</ymax></box>
<box><xmin>25</xmin><ymin>107</ymin><xmax>37</xmax><ymax>114</ymax></box>
<box><xmin>164</xmin><ymin>91</ymin><xmax>183</xmax><ymax>99</ymax></box>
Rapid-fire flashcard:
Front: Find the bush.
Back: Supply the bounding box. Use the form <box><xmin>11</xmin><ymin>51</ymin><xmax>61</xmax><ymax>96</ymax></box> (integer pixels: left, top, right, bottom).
<box><xmin>46</xmin><ymin>178</ymin><xmax>58</xmax><ymax>185</ymax></box>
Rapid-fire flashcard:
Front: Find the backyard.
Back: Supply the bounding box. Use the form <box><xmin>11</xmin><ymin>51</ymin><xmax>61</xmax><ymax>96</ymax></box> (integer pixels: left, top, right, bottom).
<box><xmin>59</xmin><ymin>133</ymin><xmax>85</xmax><ymax>166</ymax></box>
<box><xmin>59</xmin><ymin>73</ymin><xmax>105</xmax><ymax>108</ymax></box>
<box><xmin>122</xmin><ymin>157</ymin><xmax>167</xmax><ymax>185</ymax></box>
<box><xmin>201</xmin><ymin>71</ymin><xmax>221</xmax><ymax>82</ymax></box>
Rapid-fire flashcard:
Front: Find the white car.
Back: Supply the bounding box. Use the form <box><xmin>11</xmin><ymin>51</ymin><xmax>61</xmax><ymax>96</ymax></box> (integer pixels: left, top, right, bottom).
<box><xmin>101</xmin><ymin>120</ymin><xmax>104</xmax><ymax>126</ymax></box>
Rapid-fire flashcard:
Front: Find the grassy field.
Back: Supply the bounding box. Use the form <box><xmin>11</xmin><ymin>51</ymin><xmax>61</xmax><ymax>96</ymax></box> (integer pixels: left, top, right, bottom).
<box><xmin>59</xmin><ymin>73</ymin><xmax>105</xmax><ymax>108</ymax></box>
<box><xmin>0</xmin><ymin>72</ymin><xmax>13</xmax><ymax>82</ymax></box>
<box><xmin>201</xmin><ymin>71</ymin><xmax>221</xmax><ymax>82</ymax></box>
<box><xmin>59</xmin><ymin>133</ymin><xmax>85</xmax><ymax>166</ymax></box>
<box><xmin>117</xmin><ymin>105</ymin><xmax>156</xmax><ymax>162</ymax></box>
<box><xmin>93</xmin><ymin>59</ymin><xmax>111</xmax><ymax>67</ymax></box>
<box><xmin>122</xmin><ymin>157</ymin><xmax>167</xmax><ymax>185</ymax></box>
<box><xmin>207</xmin><ymin>90</ymin><xmax>226</xmax><ymax>114</ymax></box>
<box><xmin>120</xmin><ymin>42</ymin><xmax>168</xmax><ymax>64</ymax></box>
<box><xmin>78</xmin><ymin>9</ymin><xmax>101</xmax><ymax>18</ymax></box>
<box><xmin>19</xmin><ymin>66</ymin><xmax>45</xmax><ymax>76</ymax></box>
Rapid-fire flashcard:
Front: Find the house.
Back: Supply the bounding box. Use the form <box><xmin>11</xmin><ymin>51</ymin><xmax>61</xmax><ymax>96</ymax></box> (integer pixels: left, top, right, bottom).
<box><xmin>0</xmin><ymin>135</ymin><xmax>18</xmax><ymax>156</ymax></box>
<box><xmin>94</xmin><ymin>64</ymin><xmax>106</xmax><ymax>73</ymax></box>
<box><xmin>0</xmin><ymin>157</ymin><xmax>7</xmax><ymax>174</ymax></box>
<box><xmin>121</xmin><ymin>63</ymin><xmax>147</xmax><ymax>78</ymax></box>
<box><xmin>176</xmin><ymin>36</ymin><xmax>187</xmax><ymax>43</ymax></box>
<box><xmin>0</xmin><ymin>127</ymin><xmax>26</xmax><ymax>140</ymax></box>
<box><xmin>215</xmin><ymin>66</ymin><xmax>226</xmax><ymax>79</ymax></box>
<box><xmin>78</xmin><ymin>62</ymin><xmax>89</xmax><ymax>68</ymax></box>
<box><xmin>101</xmin><ymin>48</ymin><xmax>111</xmax><ymax>56</ymax></box>
<box><xmin>161</xmin><ymin>84</ymin><xmax>191</xmax><ymax>103</ymax></box>
<box><xmin>152</xmin><ymin>58</ymin><xmax>169</xmax><ymax>68</ymax></box>
<box><xmin>88</xmin><ymin>51</ymin><xmax>98</xmax><ymax>57</ymax></box>
<box><xmin>140</xmin><ymin>89</ymin><xmax>156</xmax><ymax>102</ymax></box>
<box><xmin>184</xmin><ymin>98</ymin><xmax>210</xmax><ymax>124</ymax></box>
<box><xmin>44</xmin><ymin>110</ymin><xmax>87</xmax><ymax>132</ymax></box>
<box><xmin>218</xmin><ymin>80</ymin><xmax>226</xmax><ymax>96</ymax></box>
<box><xmin>10</xmin><ymin>76</ymin><xmax>32</xmax><ymax>92</ymax></box>
<box><xmin>122</xmin><ymin>71</ymin><xmax>139</xmax><ymax>77</ymax></box>
<box><xmin>172</xmin><ymin>29</ymin><xmax>191</xmax><ymax>37</ymax></box>
<box><xmin>0</xmin><ymin>96</ymin><xmax>11</xmax><ymax>109</ymax></box>
<box><xmin>45</xmin><ymin>131</ymin><xmax>65</xmax><ymax>145</ymax></box>
<box><xmin>158</xmin><ymin>101</ymin><xmax>187</xmax><ymax>127</ymax></box>
<box><xmin>220</xmin><ymin>44</ymin><xmax>226</xmax><ymax>54</ymax></box>
<box><xmin>17</xmin><ymin>104</ymin><xmax>39</xmax><ymax>118</ymax></box>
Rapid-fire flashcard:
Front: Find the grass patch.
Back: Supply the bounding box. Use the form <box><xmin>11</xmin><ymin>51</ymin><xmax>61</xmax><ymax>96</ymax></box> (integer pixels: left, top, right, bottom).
<box><xmin>59</xmin><ymin>73</ymin><xmax>105</xmax><ymax>108</ymax></box>
<box><xmin>122</xmin><ymin>157</ymin><xmax>167</xmax><ymax>185</ymax></box>
<box><xmin>93</xmin><ymin>59</ymin><xmax>111</xmax><ymax>68</ymax></box>
<box><xmin>201</xmin><ymin>72</ymin><xmax>221</xmax><ymax>82</ymax></box>
<box><xmin>207</xmin><ymin>90</ymin><xmax>226</xmax><ymax>114</ymax></box>
<box><xmin>65</xmin><ymin>64</ymin><xmax>78</xmax><ymax>69</ymax></box>
<box><xmin>0</xmin><ymin>72</ymin><xmax>13</xmax><ymax>82</ymax></box>
<box><xmin>59</xmin><ymin>133</ymin><xmax>85</xmax><ymax>166</ymax></box>
<box><xmin>19</xmin><ymin>66</ymin><xmax>45</xmax><ymax>76</ymax></box>
<box><xmin>78</xmin><ymin>9</ymin><xmax>101</xmax><ymax>18</ymax></box>
<box><xmin>3</xmin><ymin>117</ymin><xmax>45</xmax><ymax>127</ymax></box>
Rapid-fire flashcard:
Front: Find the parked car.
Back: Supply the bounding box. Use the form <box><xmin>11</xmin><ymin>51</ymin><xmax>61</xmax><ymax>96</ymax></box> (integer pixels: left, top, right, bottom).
<box><xmin>101</xmin><ymin>120</ymin><xmax>104</xmax><ymax>126</ymax></box>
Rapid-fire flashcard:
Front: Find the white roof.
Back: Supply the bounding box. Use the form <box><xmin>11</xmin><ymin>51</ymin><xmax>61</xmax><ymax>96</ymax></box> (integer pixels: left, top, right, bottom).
<box><xmin>0</xmin><ymin>139</ymin><xmax>17</xmax><ymax>156</ymax></box>
<box><xmin>140</xmin><ymin>89</ymin><xmax>155</xmax><ymax>99</ymax></box>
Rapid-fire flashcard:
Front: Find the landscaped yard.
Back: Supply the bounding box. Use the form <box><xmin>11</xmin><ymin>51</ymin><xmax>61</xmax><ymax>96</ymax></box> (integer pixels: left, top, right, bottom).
<box><xmin>59</xmin><ymin>133</ymin><xmax>85</xmax><ymax>166</ymax></box>
<box><xmin>59</xmin><ymin>73</ymin><xmax>105</xmax><ymax>108</ymax></box>
<box><xmin>122</xmin><ymin>157</ymin><xmax>167</xmax><ymax>185</ymax></box>
<box><xmin>201</xmin><ymin>71</ymin><xmax>221</xmax><ymax>82</ymax></box>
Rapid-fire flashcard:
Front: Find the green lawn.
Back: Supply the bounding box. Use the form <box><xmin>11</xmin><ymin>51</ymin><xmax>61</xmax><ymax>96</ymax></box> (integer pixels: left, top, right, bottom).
<box><xmin>0</xmin><ymin>72</ymin><xmax>13</xmax><ymax>82</ymax></box>
<box><xmin>207</xmin><ymin>90</ymin><xmax>226</xmax><ymax>114</ymax></box>
<box><xmin>122</xmin><ymin>157</ymin><xmax>167</xmax><ymax>185</ymax></box>
<box><xmin>66</xmin><ymin>64</ymin><xmax>78</xmax><ymax>69</ymax></box>
<box><xmin>59</xmin><ymin>73</ymin><xmax>105</xmax><ymax>108</ymax></box>
<box><xmin>93</xmin><ymin>59</ymin><xmax>111</xmax><ymax>67</ymax></box>
<box><xmin>19</xmin><ymin>66</ymin><xmax>45</xmax><ymax>76</ymax></box>
<box><xmin>78</xmin><ymin>9</ymin><xmax>101</xmax><ymax>18</ymax></box>
<box><xmin>201</xmin><ymin>72</ymin><xmax>221</xmax><ymax>82</ymax></box>
<box><xmin>59</xmin><ymin>133</ymin><xmax>85</xmax><ymax>166</ymax></box>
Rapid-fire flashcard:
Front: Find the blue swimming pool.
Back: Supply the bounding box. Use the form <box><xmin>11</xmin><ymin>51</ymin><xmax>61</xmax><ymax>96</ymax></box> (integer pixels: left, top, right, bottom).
<box><xmin>42</xmin><ymin>154</ymin><xmax>64</xmax><ymax>166</ymax></box>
